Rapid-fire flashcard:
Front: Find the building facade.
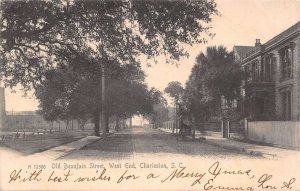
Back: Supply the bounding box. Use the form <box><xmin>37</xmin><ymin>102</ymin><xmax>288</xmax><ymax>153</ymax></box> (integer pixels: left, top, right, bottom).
<box><xmin>234</xmin><ymin>21</ymin><xmax>300</xmax><ymax>121</ymax></box>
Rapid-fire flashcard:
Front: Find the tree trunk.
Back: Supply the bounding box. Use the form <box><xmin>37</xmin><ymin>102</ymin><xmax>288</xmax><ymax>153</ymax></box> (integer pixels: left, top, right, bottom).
<box><xmin>192</xmin><ymin>116</ymin><xmax>196</xmax><ymax>141</ymax></box>
<box><xmin>115</xmin><ymin>115</ymin><xmax>120</xmax><ymax>132</ymax></box>
<box><xmin>79</xmin><ymin>119</ymin><xmax>86</xmax><ymax>131</ymax></box>
<box><xmin>105</xmin><ymin>115</ymin><xmax>109</xmax><ymax>133</ymax></box>
<box><xmin>94</xmin><ymin>111</ymin><xmax>100</xmax><ymax>136</ymax></box>
<box><xmin>81</xmin><ymin>120</ymin><xmax>85</xmax><ymax>131</ymax></box>
<box><xmin>129</xmin><ymin>117</ymin><xmax>132</xmax><ymax>128</ymax></box>
<box><xmin>65</xmin><ymin>120</ymin><xmax>69</xmax><ymax>131</ymax></box>
<box><xmin>51</xmin><ymin>121</ymin><xmax>54</xmax><ymax>133</ymax></box>
<box><xmin>101</xmin><ymin>64</ymin><xmax>107</xmax><ymax>136</ymax></box>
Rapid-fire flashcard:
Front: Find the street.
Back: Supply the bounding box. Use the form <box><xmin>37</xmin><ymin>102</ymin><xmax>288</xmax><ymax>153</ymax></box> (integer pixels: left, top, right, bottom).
<box><xmin>61</xmin><ymin>127</ymin><xmax>258</xmax><ymax>160</ymax></box>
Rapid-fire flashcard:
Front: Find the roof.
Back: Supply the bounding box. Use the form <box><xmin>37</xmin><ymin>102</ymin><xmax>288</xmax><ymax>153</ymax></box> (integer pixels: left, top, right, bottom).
<box><xmin>234</xmin><ymin>21</ymin><xmax>300</xmax><ymax>62</ymax></box>
<box><xmin>233</xmin><ymin>46</ymin><xmax>254</xmax><ymax>59</ymax></box>
<box><xmin>264</xmin><ymin>21</ymin><xmax>300</xmax><ymax>49</ymax></box>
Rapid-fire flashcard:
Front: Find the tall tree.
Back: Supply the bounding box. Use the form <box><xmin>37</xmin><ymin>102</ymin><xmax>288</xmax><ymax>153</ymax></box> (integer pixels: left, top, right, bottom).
<box><xmin>164</xmin><ymin>81</ymin><xmax>184</xmax><ymax>133</ymax></box>
<box><xmin>36</xmin><ymin>61</ymin><xmax>155</xmax><ymax>135</ymax></box>
<box><xmin>164</xmin><ymin>81</ymin><xmax>184</xmax><ymax>103</ymax></box>
<box><xmin>0</xmin><ymin>0</ymin><xmax>218</xmax><ymax>135</ymax></box>
<box><xmin>1</xmin><ymin>0</ymin><xmax>218</xmax><ymax>89</ymax></box>
<box><xmin>144</xmin><ymin>88</ymin><xmax>169</xmax><ymax>128</ymax></box>
<box><xmin>183</xmin><ymin>46</ymin><xmax>243</xmax><ymax>134</ymax></box>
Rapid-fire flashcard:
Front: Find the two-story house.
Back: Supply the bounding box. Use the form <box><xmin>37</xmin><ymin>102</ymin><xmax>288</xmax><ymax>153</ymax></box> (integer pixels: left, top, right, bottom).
<box><xmin>234</xmin><ymin>21</ymin><xmax>300</xmax><ymax>121</ymax></box>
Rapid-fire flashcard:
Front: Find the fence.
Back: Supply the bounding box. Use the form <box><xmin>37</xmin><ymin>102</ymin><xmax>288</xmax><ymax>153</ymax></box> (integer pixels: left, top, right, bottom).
<box><xmin>162</xmin><ymin>121</ymin><xmax>175</xmax><ymax>130</ymax></box>
<box><xmin>196</xmin><ymin>122</ymin><xmax>222</xmax><ymax>132</ymax></box>
<box><xmin>248</xmin><ymin>121</ymin><xmax>300</xmax><ymax>149</ymax></box>
<box><xmin>0</xmin><ymin>129</ymin><xmax>55</xmax><ymax>141</ymax></box>
<box><xmin>158</xmin><ymin>120</ymin><xmax>242</xmax><ymax>137</ymax></box>
<box><xmin>156</xmin><ymin>118</ymin><xmax>300</xmax><ymax>149</ymax></box>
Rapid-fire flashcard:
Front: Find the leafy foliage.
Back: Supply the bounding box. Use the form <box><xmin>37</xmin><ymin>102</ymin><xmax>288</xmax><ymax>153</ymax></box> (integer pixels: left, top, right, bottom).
<box><xmin>143</xmin><ymin>88</ymin><xmax>169</xmax><ymax>126</ymax></box>
<box><xmin>0</xmin><ymin>0</ymin><xmax>218</xmax><ymax>90</ymax></box>
<box><xmin>36</xmin><ymin>61</ymin><xmax>155</xmax><ymax>123</ymax></box>
<box><xmin>183</xmin><ymin>46</ymin><xmax>243</xmax><ymax>125</ymax></box>
<box><xmin>164</xmin><ymin>81</ymin><xmax>184</xmax><ymax>103</ymax></box>
<box><xmin>0</xmin><ymin>0</ymin><xmax>218</xmax><ymax>135</ymax></box>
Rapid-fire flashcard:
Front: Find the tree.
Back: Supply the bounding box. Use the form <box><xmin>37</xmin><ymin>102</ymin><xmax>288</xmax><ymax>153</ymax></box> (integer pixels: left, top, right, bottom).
<box><xmin>183</xmin><ymin>46</ymin><xmax>243</xmax><ymax>135</ymax></box>
<box><xmin>35</xmin><ymin>63</ymin><xmax>100</xmax><ymax>133</ymax></box>
<box><xmin>164</xmin><ymin>81</ymin><xmax>184</xmax><ymax>103</ymax></box>
<box><xmin>164</xmin><ymin>81</ymin><xmax>184</xmax><ymax>133</ymax></box>
<box><xmin>143</xmin><ymin>88</ymin><xmax>169</xmax><ymax>128</ymax></box>
<box><xmin>36</xmin><ymin>61</ymin><xmax>155</xmax><ymax>135</ymax></box>
<box><xmin>0</xmin><ymin>0</ymin><xmax>218</xmax><ymax>135</ymax></box>
<box><xmin>151</xmin><ymin>103</ymin><xmax>169</xmax><ymax>129</ymax></box>
<box><xmin>1</xmin><ymin>0</ymin><xmax>218</xmax><ymax>89</ymax></box>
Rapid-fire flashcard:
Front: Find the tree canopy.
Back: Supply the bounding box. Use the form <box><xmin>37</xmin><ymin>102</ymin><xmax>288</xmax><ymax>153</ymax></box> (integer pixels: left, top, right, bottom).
<box><xmin>0</xmin><ymin>0</ymin><xmax>218</xmax><ymax>91</ymax></box>
<box><xmin>164</xmin><ymin>81</ymin><xmax>184</xmax><ymax>104</ymax></box>
<box><xmin>143</xmin><ymin>88</ymin><xmax>169</xmax><ymax>127</ymax></box>
<box><xmin>36</xmin><ymin>61</ymin><xmax>158</xmax><ymax>134</ymax></box>
<box><xmin>0</xmin><ymin>0</ymin><xmax>219</xmax><ymax>135</ymax></box>
<box><xmin>183</xmin><ymin>46</ymin><xmax>243</xmax><ymax>126</ymax></box>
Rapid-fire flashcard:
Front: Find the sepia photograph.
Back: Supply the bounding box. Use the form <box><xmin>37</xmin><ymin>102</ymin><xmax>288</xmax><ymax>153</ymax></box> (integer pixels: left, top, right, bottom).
<box><xmin>0</xmin><ymin>0</ymin><xmax>300</xmax><ymax>190</ymax></box>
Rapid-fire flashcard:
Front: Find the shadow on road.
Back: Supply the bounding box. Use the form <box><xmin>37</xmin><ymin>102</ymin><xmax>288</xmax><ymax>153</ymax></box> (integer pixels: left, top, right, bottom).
<box><xmin>62</xmin><ymin>128</ymin><xmax>260</xmax><ymax>160</ymax></box>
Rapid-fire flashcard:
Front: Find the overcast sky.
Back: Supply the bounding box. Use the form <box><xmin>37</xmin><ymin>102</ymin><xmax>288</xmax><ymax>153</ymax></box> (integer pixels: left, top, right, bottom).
<box><xmin>3</xmin><ymin>0</ymin><xmax>300</xmax><ymax>111</ymax></box>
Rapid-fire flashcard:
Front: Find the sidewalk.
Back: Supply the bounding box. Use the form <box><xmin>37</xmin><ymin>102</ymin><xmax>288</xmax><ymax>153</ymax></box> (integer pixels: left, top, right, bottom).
<box><xmin>200</xmin><ymin>136</ymin><xmax>300</xmax><ymax>159</ymax></box>
<box><xmin>0</xmin><ymin>130</ymin><xmax>89</xmax><ymax>155</ymax></box>
<box><xmin>29</xmin><ymin>136</ymin><xmax>101</xmax><ymax>160</ymax></box>
<box><xmin>158</xmin><ymin>128</ymin><xmax>300</xmax><ymax>159</ymax></box>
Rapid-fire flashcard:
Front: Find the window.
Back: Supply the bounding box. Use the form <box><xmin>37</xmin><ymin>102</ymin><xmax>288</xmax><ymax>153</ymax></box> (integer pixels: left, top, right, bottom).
<box><xmin>244</xmin><ymin>65</ymin><xmax>251</xmax><ymax>83</ymax></box>
<box><xmin>221</xmin><ymin>96</ymin><xmax>237</xmax><ymax>111</ymax></box>
<box><xmin>280</xmin><ymin>47</ymin><xmax>292</xmax><ymax>80</ymax></box>
<box><xmin>281</xmin><ymin>89</ymin><xmax>292</xmax><ymax>121</ymax></box>
<box><xmin>232</xmin><ymin>99</ymin><xmax>237</xmax><ymax>108</ymax></box>
<box><xmin>241</xmin><ymin>87</ymin><xmax>245</xmax><ymax>97</ymax></box>
<box><xmin>251</xmin><ymin>60</ymin><xmax>259</xmax><ymax>82</ymax></box>
<box><xmin>264</xmin><ymin>55</ymin><xmax>275</xmax><ymax>82</ymax></box>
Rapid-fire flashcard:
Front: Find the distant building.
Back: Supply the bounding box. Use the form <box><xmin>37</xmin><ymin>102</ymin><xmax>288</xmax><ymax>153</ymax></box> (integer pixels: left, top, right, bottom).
<box><xmin>4</xmin><ymin>111</ymin><xmax>54</xmax><ymax>129</ymax></box>
<box><xmin>234</xmin><ymin>21</ymin><xmax>300</xmax><ymax>121</ymax></box>
<box><xmin>4</xmin><ymin>111</ymin><xmax>81</xmax><ymax>130</ymax></box>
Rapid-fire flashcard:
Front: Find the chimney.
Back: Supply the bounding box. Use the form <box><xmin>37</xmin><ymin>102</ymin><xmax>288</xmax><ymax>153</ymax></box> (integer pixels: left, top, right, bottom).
<box><xmin>255</xmin><ymin>39</ymin><xmax>261</xmax><ymax>47</ymax></box>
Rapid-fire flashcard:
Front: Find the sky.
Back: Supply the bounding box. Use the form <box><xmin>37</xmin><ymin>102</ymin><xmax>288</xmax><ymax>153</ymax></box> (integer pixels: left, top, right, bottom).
<box><xmin>3</xmin><ymin>0</ymin><xmax>300</xmax><ymax>112</ymax></box>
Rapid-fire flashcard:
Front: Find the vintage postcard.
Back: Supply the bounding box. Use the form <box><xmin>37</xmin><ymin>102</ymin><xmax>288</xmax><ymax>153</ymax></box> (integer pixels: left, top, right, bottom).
<box><xmin>0</xmin><ymin>0</ymin><xmax>300</xmax><ymax>190</ymax></box>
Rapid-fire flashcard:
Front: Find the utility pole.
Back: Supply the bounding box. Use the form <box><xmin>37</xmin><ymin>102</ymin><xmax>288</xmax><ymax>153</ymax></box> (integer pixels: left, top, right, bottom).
<box><xmin>101</xmin><ymin>64</ymin><xmax>106</xmax><ymax>136</ymax></box>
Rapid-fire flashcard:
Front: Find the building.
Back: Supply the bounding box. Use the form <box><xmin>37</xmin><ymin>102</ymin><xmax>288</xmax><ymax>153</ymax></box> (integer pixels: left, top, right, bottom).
<box><xmin>234</xmin><ymin>21</ymin><xmax>300</xmax><ymax>121</ymax></box>
<box><xmin>5</xmin><ymin>111</ymin><xmax>52</xmax><ymax>129</ymax></box>
<box><xmin>4</xmin><ymin>111</ymin><xmax>83</xmax><ymax>131</ymax></box>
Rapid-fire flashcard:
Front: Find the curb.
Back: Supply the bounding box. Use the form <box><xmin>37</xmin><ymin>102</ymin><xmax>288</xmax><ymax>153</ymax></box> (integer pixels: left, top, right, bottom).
<box><xmin>157</xmin><ymin>128</ymin><xmax>278</xmax><ymax>159</ymax></box>
<box><xmin>33</xmin><ymin>135</ymin><xmax>85</xmax><ymax>154</ymax></box>
<box><xmin>203</xmin><ymin>138</ymin><xmax>278</xmax><ymax>160</ymax></box>
<box><xmin>56</xmin><ymin>132</ymin><xmax>115</xmax><ymax>159</ymax></box>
